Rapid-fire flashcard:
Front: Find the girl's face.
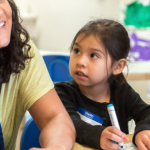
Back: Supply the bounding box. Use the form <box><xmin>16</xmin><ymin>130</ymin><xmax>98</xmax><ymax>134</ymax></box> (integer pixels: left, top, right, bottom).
<box><xmin>69</xmin><ymin>33</ymin><xmax>115</xmax><ymax>88</ymax></box>
<box><xmin>0</xmin><ymin>0</ymin><xmax>12</xmax><ymax>48</ymax></box>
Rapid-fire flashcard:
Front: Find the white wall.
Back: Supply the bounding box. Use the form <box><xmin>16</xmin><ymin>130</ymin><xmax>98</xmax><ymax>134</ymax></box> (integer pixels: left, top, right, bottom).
<box><xmin>15</xmin><ymin>0</ymin><xmax>120</xmax><ymax>51</ymax></box>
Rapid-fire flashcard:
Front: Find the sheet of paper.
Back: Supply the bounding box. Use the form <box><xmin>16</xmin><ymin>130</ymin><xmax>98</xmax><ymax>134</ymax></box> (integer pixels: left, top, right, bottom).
<box><xmin>118</xmin><ymin>142</ymin><xmax>138</xmax><ymax>150</ymax></box>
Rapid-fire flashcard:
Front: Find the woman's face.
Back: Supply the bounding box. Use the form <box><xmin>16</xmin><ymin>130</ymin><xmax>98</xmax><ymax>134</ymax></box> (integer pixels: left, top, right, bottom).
<box><xmin>0</xmin><ymin>0</ymin><xmax>12</xmax><ymax>48</ymax></box>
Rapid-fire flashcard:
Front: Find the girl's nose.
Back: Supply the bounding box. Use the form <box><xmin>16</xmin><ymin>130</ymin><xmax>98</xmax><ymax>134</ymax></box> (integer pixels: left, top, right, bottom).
<box><xmin>77</xmin><ymin>55</ymin><xmax>87</xmax><ymax>67</ymax></box>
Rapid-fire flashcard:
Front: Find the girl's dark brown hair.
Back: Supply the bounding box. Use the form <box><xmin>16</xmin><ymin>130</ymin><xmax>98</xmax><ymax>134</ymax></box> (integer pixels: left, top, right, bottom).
<box><xmin>0</xmin><ymin>0</ymin><xmax>32</xmax><ymax>87</ymax></box>
<box><xmin>70</xmin><ymin>19</ymin><xmax>130</xmax><ymax>85</ymax></box>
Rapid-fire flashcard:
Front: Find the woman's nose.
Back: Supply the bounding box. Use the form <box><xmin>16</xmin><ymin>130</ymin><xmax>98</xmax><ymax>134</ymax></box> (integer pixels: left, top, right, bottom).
<box><xmin>0</xmin><ymin>8</ymin><xmax>4</xmax><ymax>16</ymax></box>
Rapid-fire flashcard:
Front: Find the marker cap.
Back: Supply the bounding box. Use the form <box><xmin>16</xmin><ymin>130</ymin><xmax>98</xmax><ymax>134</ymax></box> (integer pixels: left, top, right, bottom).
<box><xmin>107</xmin><ymin>104</ymin><xmax>114</xmax><ymax>108</ymax></box>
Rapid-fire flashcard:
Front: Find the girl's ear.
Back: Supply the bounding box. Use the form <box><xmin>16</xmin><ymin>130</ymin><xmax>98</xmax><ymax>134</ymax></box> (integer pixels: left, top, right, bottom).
<box><xmin>112</xmin><ymin>59</ymin><xmax>127</xmax><ymax>75</ymax></box>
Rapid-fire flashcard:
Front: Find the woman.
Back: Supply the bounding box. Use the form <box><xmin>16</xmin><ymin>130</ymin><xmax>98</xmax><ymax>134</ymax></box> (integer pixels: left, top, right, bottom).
<box><xmin>0</xmin><ymin>0</ymin><xmax>75</xmax><ymax>150</ymax></box>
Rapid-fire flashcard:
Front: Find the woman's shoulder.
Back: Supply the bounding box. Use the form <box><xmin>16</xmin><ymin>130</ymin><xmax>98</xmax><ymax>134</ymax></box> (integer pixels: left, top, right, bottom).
<box><xmin>26</xmin><ymin>39</ymin><xmax>38</xmax><ymax>55</ymax></box>
<box><xmin>20</xmin><ymin>34</ymin><xmax>38</xmax><ymax>56</ymax></box>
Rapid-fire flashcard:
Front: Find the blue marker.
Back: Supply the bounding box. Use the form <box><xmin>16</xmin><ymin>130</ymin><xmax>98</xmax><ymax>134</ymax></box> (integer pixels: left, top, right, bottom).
<box><xmin>107</xmin><ymin>104</ymin><xmax>123</xmax><ymax>149</ymax></box>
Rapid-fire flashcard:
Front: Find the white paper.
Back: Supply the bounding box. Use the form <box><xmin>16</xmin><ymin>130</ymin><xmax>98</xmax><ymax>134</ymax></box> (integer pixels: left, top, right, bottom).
<box><xmin>118</xmin><ymin>142</ymin><xmax>138</xmax><ymax>150</ymax></box>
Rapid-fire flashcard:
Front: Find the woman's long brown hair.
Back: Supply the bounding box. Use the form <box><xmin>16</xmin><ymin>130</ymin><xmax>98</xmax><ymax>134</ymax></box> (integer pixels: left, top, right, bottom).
<box><xmin>0</xmin><ymin>0</ymin><xmax>33</xmax><ymax>88</ymax></box>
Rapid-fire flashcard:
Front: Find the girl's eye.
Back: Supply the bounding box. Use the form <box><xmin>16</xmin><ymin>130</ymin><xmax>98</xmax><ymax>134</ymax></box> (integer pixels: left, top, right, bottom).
<box><xmin>73</xmin><ymin>48</ymin><xmax>80</xmax><ymax>54</ymax></box>
<box><xmin>91</xmin><ymin>53</ymin><xmax>99</xmax><ymax>59</ymax></box>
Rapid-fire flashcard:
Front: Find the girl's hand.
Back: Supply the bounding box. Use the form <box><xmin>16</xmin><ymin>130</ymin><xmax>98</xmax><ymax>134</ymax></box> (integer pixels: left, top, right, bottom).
<box><xmin>135</xmin><ymin>130</ymin><xmax>150</xmax><ymax>150</ymax></box>
<box><xmin>100</xmin><ymin>126</ymin><xmax>129</xmax><ymax>150</ymax></box>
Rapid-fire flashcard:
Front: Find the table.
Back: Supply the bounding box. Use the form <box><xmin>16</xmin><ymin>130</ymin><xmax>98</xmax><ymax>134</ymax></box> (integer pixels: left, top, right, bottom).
<box><xmin>72</xmin><ymin>134</ymin><xmax>133</xmax><ymax>150</ymax></box>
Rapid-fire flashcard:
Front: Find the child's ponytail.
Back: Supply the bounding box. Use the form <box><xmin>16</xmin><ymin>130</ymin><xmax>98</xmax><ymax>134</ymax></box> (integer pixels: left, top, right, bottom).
<box><xmin>108</xmin><ymin>73</ymin><xmax>126</xmax><ymax>85</ymax></box>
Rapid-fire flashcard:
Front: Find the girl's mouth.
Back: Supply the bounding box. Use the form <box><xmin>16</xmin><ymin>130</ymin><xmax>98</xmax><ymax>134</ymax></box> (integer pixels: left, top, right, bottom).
<box><xmin>75</xmin><ymin>71</ymin><xmax>87</xmax><ymax>78</ymax></box>
<box><xmin>76</xmin><ymin>72</ymin><xmax>86</xmax><ymax>77</ymax></box>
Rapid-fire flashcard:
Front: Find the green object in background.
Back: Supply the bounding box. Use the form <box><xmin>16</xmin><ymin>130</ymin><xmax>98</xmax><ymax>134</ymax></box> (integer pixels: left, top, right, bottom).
<box><xmin>124</xmin><ymin>1</ymin><xmax>150</xmax><ymax>28</ymax></box>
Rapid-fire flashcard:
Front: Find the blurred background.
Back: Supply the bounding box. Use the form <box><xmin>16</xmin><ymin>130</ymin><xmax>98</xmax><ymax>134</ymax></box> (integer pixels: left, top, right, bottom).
<box><xmin>13</xmin><ymin>0</ymin><xmax>150</xmax><ymax>149</ymax></box>
<box><xmin>14</xmin><ymin>0</ymin><xmax>120</xmax><ymax>51</ymax></box>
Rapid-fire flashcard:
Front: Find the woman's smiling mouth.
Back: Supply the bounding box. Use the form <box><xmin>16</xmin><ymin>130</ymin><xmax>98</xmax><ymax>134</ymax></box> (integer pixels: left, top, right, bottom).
<box><xmin>0</xmin><ymin>22</ymin><xmax>5</xmax><ymax>29</ymax></box>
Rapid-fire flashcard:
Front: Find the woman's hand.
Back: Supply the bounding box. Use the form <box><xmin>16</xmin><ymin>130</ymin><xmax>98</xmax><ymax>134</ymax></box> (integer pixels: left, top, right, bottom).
<box><xmin>100</xmin><ymin>126</ymin><xmax>129</xmax><ymax>150</ymax></box>
<box><xmin>135</xmin><ymin>130</ymin><xmax>150</xmax><ymax>150</ymax></box>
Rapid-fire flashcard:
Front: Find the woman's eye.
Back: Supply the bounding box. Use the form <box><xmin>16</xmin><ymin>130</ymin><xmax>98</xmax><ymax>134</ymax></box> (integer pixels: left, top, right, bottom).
<box><xmin>91</xmin><ymin>53</ymin><xmax>99</xmax><ymax>59</ymax></box>
<box><xmin>74</xmin><ymin>48</ymin><xmax>80</xmax><ymax>54</ymax></box>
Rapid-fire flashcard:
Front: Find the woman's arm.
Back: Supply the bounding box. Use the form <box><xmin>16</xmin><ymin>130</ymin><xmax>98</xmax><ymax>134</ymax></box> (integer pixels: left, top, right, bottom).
<box><xmin>28</xmin><ymin>88</ymin><xmax>76</xmax><ymax>150</ymax></box>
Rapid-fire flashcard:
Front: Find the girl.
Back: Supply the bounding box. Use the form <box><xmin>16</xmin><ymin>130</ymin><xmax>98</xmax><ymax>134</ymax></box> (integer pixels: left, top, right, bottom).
<box><xmin>0</xmin><ymin>0</ymin><xmax>75</xmax><ymax>150</ymax></box>
<box><xmin>55</xmin><ymin>19</ymin><xmax>150</xmax><ymax>150</ymax></box>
